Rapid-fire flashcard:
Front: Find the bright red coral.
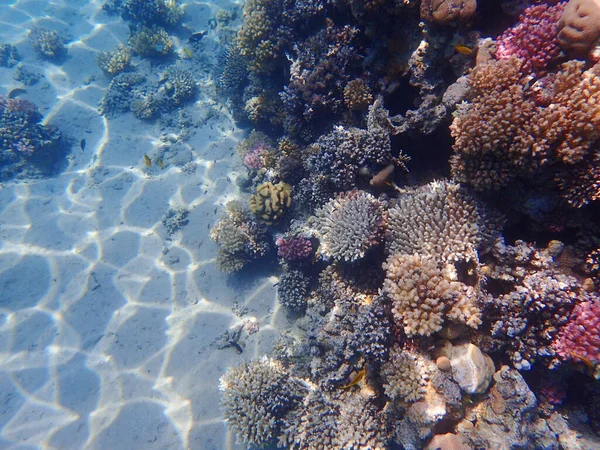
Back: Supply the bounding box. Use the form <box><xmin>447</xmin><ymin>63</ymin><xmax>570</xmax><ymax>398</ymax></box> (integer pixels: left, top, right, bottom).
<box><xmin>553</xmin><ymin>299</ymin><xmax>600</xmax><ymax>366</ymax></box>
<box><xmin>496</xmin><ymin>2</ymin><xmax>567</xmax><ymax>77</ymax></box>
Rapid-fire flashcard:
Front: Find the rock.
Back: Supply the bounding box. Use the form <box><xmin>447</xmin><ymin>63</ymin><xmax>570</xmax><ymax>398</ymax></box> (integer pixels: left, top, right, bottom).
<box><xmin>440</xmin><ymin>342</ymin><xmax>494</xmax><ymax>394</ymax></box>
<box><xmin>425</xmin><ymin>433</ymin><xmax>472</xmax><ymax>450</ymax></box>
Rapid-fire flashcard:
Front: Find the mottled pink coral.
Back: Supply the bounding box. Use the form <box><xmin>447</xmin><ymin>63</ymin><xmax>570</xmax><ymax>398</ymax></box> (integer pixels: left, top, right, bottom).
<box><xmin>276</xmin><ymin>236</ymin><xmax>312</xmax><ymax>262</ymax></box>
<box><xmin>496</xmin><ymin>2</ymin><xmax>567</xmax><ymax>77</ymax></box>
<box><xmin>553</xmin><ymin>299</ymin><xmax>600</xmax><ymax>365</ymax></box>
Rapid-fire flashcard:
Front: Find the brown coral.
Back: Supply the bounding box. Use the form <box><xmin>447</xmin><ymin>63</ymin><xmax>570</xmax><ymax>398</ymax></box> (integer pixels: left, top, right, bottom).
<box><xmin>383</xmin><ymin>253</ymin><xmax>482</xmax><ymax>337</ymax></box>
<box><xmin>420</xmin><ymin>0</ymin><xmax>477</xmax><ymax>25</ymax></box>
<box><xmin>558</xmin><ymin>0</ymin><xmax>600</xmax><ymax>58</ymax></box>
<box><xmin>343</xmin><ymin>79</ymin><xmax>373</xmax><ymax>111</ymax></box>
<box><xmin>249</xmin><ymin>181</ymin><xmax>292</xmax><ymax>225</ymax></box>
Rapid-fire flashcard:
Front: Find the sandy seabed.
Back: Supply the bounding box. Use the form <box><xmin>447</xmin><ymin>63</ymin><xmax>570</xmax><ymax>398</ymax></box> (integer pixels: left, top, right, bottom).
<box><xmin>0</xmin><ymin>1</ymin><xmax>288</xmax><ymax>448</ymax></box>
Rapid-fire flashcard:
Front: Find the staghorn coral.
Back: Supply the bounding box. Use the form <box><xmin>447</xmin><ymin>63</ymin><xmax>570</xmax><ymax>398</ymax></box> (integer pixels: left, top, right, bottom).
<box><xmin>128</xmin><ymin>25</ymin><xmax>173</xmax><ymax>57</ymax></box>
<box><xmin>314</xmin><ymin>190</ymin><xmax>385</xmax><ymax>263</ymax></box>
<box><xmin>159</xmin><ymin>66</ymin><xmax>196</xmax><ymax>106</ymax></box>
<box><xmin>420</xmin><ymin>0</ymin><xmax>477</xmax><ymax>24</ymax></box>
<box><xmin>383</xmin><ymin>253</ymin><xmax>483</xmax><ymax>337</ymax></box>
<box><xmin>97</xmin><ymin>44</ymin><xmax>131</xmax><ymax>76</ymax></box>
<box><xmin>277</xmin><ymin>268</ymin><xmax>310</xmax><ymax>312</ymax></box>
<box><xmin>279</xmin><ymin>387</ymin><xmax>390</xmax><ymax>449</ymax></box>
<box><xmin>386</xmin><ymin>180</ymin><xmax>499</xmax><ymax>263</ymax></box>
<box><xmin>249</xmin><ymin>181</ymin><xmax>293</xmax><ymax>225</ymax></box>
<box><xmin>558</xmin><ymin>0</ymin><xmax>600</xmax><ymax>58</ymax></box>
<box><xmin>496</xmin><ymin>2</ymin><xmax>567</xmax><ymax>77</ymax></box>
<box><xmin>210</xmin><ymin>201</ymin><xmax>270</xmax><ymax>273</ymax></box>
<box><xmin>219</xmin><ymin>356</ymin><xmax>306</xmax><ymax>447</ymax></box>
<box><xmin>553</xmin><ymin>298</ymin><xmax>600</xmax><ymax>367</ymax></box>
<box><xmin>28</xmin><ymin>28</ymin><xmax>66</xmax><ymax>59</ymax></box>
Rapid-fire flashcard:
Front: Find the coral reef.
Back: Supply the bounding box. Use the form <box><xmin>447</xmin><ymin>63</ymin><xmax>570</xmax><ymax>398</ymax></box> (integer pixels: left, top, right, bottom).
<box><xmin>386</xmin><ymin>180</ymin><xmax>499</xmax><ymax>263</ymax></box>
<box><xmin>553</xmin><ymin>298</ymin><xmax>600</xmax><ymax>368</ymax></box>
<box><xmin>249</xmin><ymin>181</ymin><xmax>292</xmax><ymax>225</ymax></box>
<box><xmin>159</xmin><ymin>66</ymin><xmax>196</xmax><ymax>106</ymax></box>
<box><xmin>28</xmin><ymin>28</ymin><xmax>66</xmax><ymax>59</ymax></box>
<box><xmin>210</xmin><ymin>201</ymin><xmax>270</xmax><ymax>273</ymax></box>
<box><xmin>0</xmin><ymin>97</ymin><xmax>63</xmax><ymax>181</ymax></box>
<box><xmin>276</xmin><ymin>235</ymin><xmax>312</xmax><ymax>262</ymax></box>
<box><xmin>97</xmin><ymin>44</ymin><xmax>131</xmax><ymax>76</ymax></box>
<box><xmin>99</xmin><ymin>73</ymin><xmax>145</xmax><ymax>117</ymax></box>
<box><xmin>496</xmin><ymin>2</ymin><xmax>566</xmax><ymax>77</ymax></box>
<box><xmin>0</xmin><ymin>44</ymin><xmax>19</xmax><ymax>68</ymax></box>
<box><xmin>219</xmin><ymin>356</ymin><xmax>306</xmax><ymax>447</ymax></box>
<box><xmin>381</xmin><ymin>345</ymin><xmax>432</xmax><ymax>405</ymax></box>
<box><xmin>420</xmin><ymin>0</ymin><xmax>478</xmax><ymax>25</ymax></box>
<box><xmin>277</xmin><ymin>268</ymin><xmax>310</xmax><ymax>312</ymax></box>
<box><xmin>314</xmin><ymin>190</ymin><xmax>385</xmax><ymax>263</ymax></box>
<box><xmin>128</xmin><ymin>25</ymin><xmax>173</xmax><ymax>57</ymax></box>
<box><xmin>383</xmin><ymin>253</ymin><xmax>482</xmax><ymax>337</ymax></box>
<box><xmin>120</xmin><ymin>0</ymin><xmax>183</xmax><ymax>27</ymax></box>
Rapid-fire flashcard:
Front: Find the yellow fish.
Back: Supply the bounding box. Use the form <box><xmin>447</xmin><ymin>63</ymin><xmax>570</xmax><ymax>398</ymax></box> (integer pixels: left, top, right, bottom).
<box><xmin>182</xmin><ymin>48</ymin><xmax>193</xmax><ymax>59</ymax></box>
<box><xmin>341</xmin><ymin>367</ymin><xmax>366</xmax><ymax>389</ymax></box>
<box><xmin>570</xmin><ymin>351</ymin><xmax>595</xmax><ymax>369</ymax></box>
<box><xmin>144</xmin><ymin>154</ymin><xmax>152</xmax><ymax>167</ymax></box>
<box><xmin>157</xmin><ymin>157</ymin><xmax>166</xmax><ymax>169</ymax></box>
<box><xmin>454</xmin><ymin>44</ymin><xmax>473</xmax><ymax>55</ymax></box>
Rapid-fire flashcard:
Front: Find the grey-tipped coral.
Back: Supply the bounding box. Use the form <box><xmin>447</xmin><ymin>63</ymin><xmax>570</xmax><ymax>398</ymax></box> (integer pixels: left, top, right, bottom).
<box><xmin>314</xmin><ymin>190</ymin><xmax>385</xmax><ymax>263</ymax></box>
<box><xmin>219</xmin><ymin>356</ymin><xmax>306</xmax><ymax>447</ymax></box>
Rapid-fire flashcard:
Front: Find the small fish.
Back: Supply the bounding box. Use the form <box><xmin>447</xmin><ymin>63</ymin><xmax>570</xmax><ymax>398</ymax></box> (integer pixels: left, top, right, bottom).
<box><xmin>454</xmin><ymin>44</ymin><xmax>473</xmax><ymax>56</ymax></box>
<box><xmin>182</xmin><ymin>48</ymin><xmax>193</xmax><ymax>59</ymax></box>
<box><xmin>7</xmin><ymin>88</ymin><xmax>27</xmax><ymax>99</ymax></box>
<box><xmin>156</xmin><ymin>157</ymin><xmax>166</xmax><ymax>169</ymax></box>
<box><xmin>231</xmin><ymin>341</ymin><xmax>243</xmax><ymax>354</ymax></box>
<box><xmin>208</xmin><ymin>18</ymin><xmax>217</xmax><ymax>30</ymax></box>
<box><xmin>570</xmin><ymin>351</ymin><xmax>595</xmax><ymax>369</ymax></box>
<box><xmin>80</xmin><ymin>139</ymin><xmax>86</xmax><ymax>151</ymax></box>
<box><xmin>370</xmin><ymin>164</ymin><xmax>395</xmax><ymax>188</ymax></box>
<box><xmin>341</xmin><ymin>367</ymin><xmax>366</xmax><ymax>389</ymax></box>
<box><xmin>189</xmin><ymin>30</ymin><xmax>207</xmax><ymax>44</ymax></box>
<box><xmin>144</xmin><ymin>154</ymin><xmax>152</xmax><ymax>167</ymax></box>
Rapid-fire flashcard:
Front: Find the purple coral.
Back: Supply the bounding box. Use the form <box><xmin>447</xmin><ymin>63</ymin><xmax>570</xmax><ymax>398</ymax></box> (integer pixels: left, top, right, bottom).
<box><xmin>276</xmin><ymin>236</ymin><xmax>312</xmax><ymax>262</ymax></box>
<box><xmin>553</xmin><ymin>298</ymin><xmax>600</xmax><ymax>366</ymax></box>
<box><xmin>496</xmin><ymin>2</ymin><xmax>567</xmax><ymax>77</ymax></box>
<box><xmin>242</xmin><ymin>144</ymin><xmax>271</xmax><ymax>170</ymax></box>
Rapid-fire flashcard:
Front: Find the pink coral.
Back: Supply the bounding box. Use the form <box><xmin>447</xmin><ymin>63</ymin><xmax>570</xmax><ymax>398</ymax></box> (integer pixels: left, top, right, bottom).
<box><xmin>553</xmin><ymin>299</ymin><xmax>600</xmax><ymax>365</ymax></box>
<box><xmin>276</xmin><ymin>236</ymin><xmax>312</xmax><ymax>262</ymax></box>
<box><xmin>496</xmin><ymin>2</ymin><xmax>567</xmax><ymax>77</ymax></box>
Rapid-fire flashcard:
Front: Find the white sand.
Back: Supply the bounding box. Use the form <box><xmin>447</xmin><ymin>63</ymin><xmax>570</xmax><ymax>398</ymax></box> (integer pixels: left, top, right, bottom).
<box><xmin>0</xmin><ymin>1</ymin><xmax>289</xmax><ymax>448</ymax></box>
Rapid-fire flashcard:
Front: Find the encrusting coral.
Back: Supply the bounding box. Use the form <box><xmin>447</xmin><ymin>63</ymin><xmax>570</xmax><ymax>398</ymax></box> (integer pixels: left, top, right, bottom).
<box><xmin>558</xmin><ymin>0</ymin><xmax>600</xmax><ymax>58</ymax></box>
<box><xmin>219</xmin><ymin>356</ymin><xmax>306</xmax><ymax>447</ymax></box>
<box><xmin>314</xmin><ymin>190</ymin><xmax>385</xmax><ymax>263</ymax></box>
<box><xmin>249</xmin><ymin>181</ymin><xmax>292</xmax><ymax>225</ymax></box>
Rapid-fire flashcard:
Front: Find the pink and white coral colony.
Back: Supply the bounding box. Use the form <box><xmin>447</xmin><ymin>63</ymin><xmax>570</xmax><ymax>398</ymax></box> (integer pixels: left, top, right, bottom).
<box><xmin>553</xmin><ymin>299</ymin><xmax>600</xmax><ymax>366</ymax></box>
<box><xmin>276</xmin><ymin>236</ymin><xmax>312</xmax><ymax>261</ymax></box>
<box><xmin>496</xmin><ymin>2</ymin><xmax>567</xmax><ymax>77</ymax></box>
<box><xmin>243</xmin><ymin>143</ymin><xmax>271</xmax><ymax>170</ymax></box>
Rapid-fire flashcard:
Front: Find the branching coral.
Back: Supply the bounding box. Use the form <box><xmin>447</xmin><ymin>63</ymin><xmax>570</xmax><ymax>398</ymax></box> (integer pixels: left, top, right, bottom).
<box><xmin>120</xmin><ymin>0</ymin><xmax>183</xmax><ymax>27</ymax></box>
<box><xmin>383</xmin><ymin>253</ymin><xmax>482</xmax><ymax>337</ymax></box>
<box><xmin>219</xmin><ymin>356</ymin><xmax>306</xmax><ymax>447</ymax></box>
<box><xmin>29</xmin><ymin>28</ymin><xmax>66</xmax><ymax>59</ymax></box>
<box><xmin>386</xmin><ymin>180</ymin><xmax>499</xmax><ymax>263</ymax></box>
<box><xmin>496</xmin><ymin>2</ymin><xmax>567</xmax><ymax>77</ymax></box>
<box><xmin>128</xmin><ymin>25</ymin><xmax>173</xmax><ymax>57</ymax></box>
<box><xmin>159</xmin><ymin>66</ymin><xmax>196</xmax><ymax>106</ymax></box>
<box><xmin>276</xmin><ymin>235</ymin><xmax>312</xmax><ymax>262</ymax></box>
<box><xmin>97</xmin><ymin>44</ymin><xmax>131</xmax><ymax>76</ymax></box>
<box><xmin>381</xmin><ymin>345</ymin><xmax>432</xmax><ymax>405</ymax></box>
<box><xmin>278</xmin><ymin>268</ymin><xmax>310</xmax><ymax>311</ymax></box>
<box><xmin>314</xmin><ymin>190</ymin><xmax>385</xmax><ymax>263</ymax></box>
<box><xmin>210</xmin><ymin>201</ymin><xmax>270</xmax><ymax>272</ymax></box>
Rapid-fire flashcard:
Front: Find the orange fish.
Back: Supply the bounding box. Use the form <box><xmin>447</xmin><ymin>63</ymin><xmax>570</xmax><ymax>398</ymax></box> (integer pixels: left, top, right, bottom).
<box><xmin>341</xmin><ymin>367</ymin><xmax>366</xmax><ymax>389</ymax></box>
<box><xmin>455</xmin><ymin>44</ymin><xmax>473</xmax><ymax>55</ymax></box>
<box><xmin>570</xmin><ymin>351</ymin><xmax>595</xmax><ymax>369</ymax></box>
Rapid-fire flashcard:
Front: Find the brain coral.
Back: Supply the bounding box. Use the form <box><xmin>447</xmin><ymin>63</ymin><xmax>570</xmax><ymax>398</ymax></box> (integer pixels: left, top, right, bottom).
<box><xmin>249</xmin><ymin>181</ymin><xmax>292</xmax><ymax>225</ymax></box>
<box><xmin>386</xmin><ymin>180</ymin><xmax>498</xmax><ymax>263</ymax></box>
<box><xmin>383</xmin><ymin>253</ymin><xmax>482</xmax><ymax>337</ymax></box>
<box><xmin>314</xmin><ymin>190</ymin><xmax>385</xmax><ymax>263</ymax></box>
<box><xmin>558</xmin><ymin>0</ymin><xmax>600</xmax><ymax>58</ymax></box>
<box><xmin>219</xmin><ymin>356</ymin><xmax>306</xmax><ymax>447</ymax></box>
